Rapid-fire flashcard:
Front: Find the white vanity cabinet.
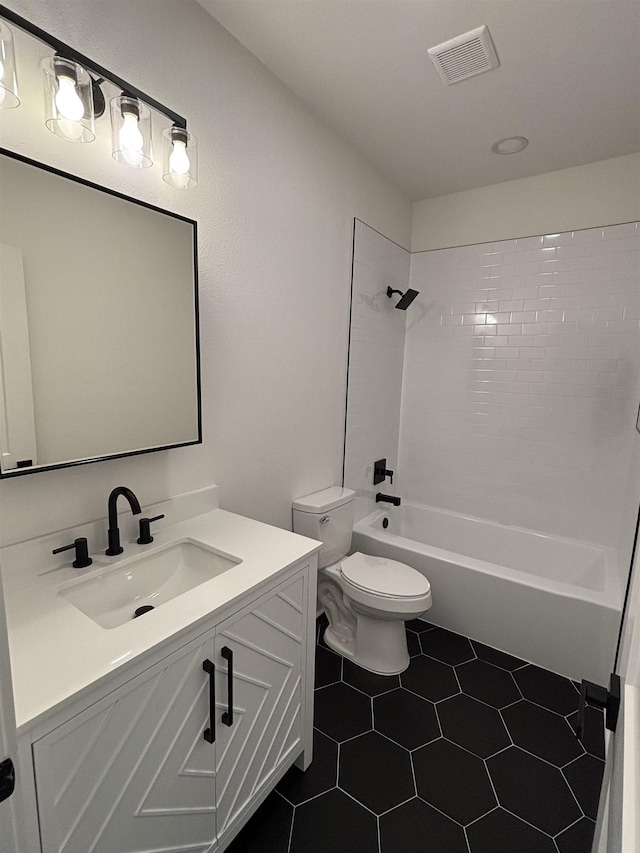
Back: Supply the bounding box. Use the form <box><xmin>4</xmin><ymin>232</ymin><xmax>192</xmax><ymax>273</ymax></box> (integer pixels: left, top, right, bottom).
<box><xmin>29</xmin><ymin>568</ymin><xmax>311</xmax><ymax>853</ymax></box>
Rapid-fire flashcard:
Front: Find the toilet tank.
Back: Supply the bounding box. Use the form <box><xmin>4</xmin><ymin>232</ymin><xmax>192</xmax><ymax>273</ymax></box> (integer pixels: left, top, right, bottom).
<box><xmin>292</xmin><ymin>487</ymin><xmax>355</xmax><ymax>569</ymax></box>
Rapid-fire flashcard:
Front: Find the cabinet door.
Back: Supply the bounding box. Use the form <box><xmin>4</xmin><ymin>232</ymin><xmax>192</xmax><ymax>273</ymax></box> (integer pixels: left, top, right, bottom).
<box><xmin>33</xmin><ymin>634</ymin><xmax>217</xmax><ymax>853</ymax></box>
<box><xmin>214</xmin><ymin>575</ymin><xmax>305</xmax><ymax>837</ymax></box>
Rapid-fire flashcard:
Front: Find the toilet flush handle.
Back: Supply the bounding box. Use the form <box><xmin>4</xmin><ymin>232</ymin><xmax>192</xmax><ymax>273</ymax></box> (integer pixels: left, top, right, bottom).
<box><xmin>320</xmin><ymin>516</ymin><xmax>330</xmax><ymax>524</ymax></box>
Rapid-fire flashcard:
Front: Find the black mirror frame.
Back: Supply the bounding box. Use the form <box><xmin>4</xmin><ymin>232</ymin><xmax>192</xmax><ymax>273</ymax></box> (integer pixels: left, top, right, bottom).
<box><xmin>0</xmin><ymin>146</ymin><xmax>202</xmax><ymax>478</ymax></box>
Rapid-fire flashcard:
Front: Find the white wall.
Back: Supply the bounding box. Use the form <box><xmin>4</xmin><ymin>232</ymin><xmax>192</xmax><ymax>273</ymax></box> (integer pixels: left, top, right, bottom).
<box><xmin>343</xmin><ymin>221</ymin><xmax>409</xmax><ymax>521</ymax></box>
<box><xmin>0</xmin><ymin>0</ymin><xmax>411</xmax><ymax>545</ymax></box>
<box><xmin>400</xmin><ymin>223</ymin><xmax>640</xmax><ymax>569</ymax></box>
<box><xmin>412</xmin><ymin>154</ymin><xmax>640</xmax><ymax>252</ymax></box>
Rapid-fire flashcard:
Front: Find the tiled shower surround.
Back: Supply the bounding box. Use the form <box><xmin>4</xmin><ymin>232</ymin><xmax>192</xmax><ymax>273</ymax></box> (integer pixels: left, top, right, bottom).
<box><xmin>346</xmin><ymin>220</ymin><xmax>640</xmax><ymax>569</ymax></box>
<box><xmin>402</xmin><ymin>223</ymin><xmax>640</xmax><ymax>559</ymax></box>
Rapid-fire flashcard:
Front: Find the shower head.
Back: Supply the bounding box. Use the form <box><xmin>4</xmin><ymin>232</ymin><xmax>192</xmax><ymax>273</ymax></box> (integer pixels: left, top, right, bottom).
<box><xmin>387</xmin><ymin>286</ymin><xmax>419</xmax><ymax>310</ymax></box>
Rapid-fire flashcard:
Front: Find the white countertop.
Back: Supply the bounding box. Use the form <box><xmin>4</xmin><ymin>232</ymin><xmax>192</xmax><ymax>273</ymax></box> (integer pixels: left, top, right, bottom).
<box><xmin>4</xmin><ymin>508</ymin><xmax>320</xmax><ymax>733</ymax></box>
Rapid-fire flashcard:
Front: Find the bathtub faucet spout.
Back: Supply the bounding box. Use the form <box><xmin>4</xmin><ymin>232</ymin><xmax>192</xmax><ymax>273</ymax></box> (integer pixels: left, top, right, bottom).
<box><xmin>376</xmin><ymin>493</ymin><xmax>401</xmax><ymax>507</ymax></box>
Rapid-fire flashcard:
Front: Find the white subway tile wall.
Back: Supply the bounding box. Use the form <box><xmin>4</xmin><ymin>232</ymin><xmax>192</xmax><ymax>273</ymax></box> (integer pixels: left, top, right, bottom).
<box><xmin>344</xmin><ymin>221</ymin><xmax>410</xmax><ymax>521</ymax></box>
<box><xmin>398</xmin><ymin>224</ymin><xmax>640</xmax><ymax>562</ymax></box>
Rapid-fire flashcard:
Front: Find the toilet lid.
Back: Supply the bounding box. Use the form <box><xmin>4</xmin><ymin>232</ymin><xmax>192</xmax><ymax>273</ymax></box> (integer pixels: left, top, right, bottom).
<box><xmin>340</xmin><ymin>552</ymin><xmax>431</xmax><ymax>598</ymax></box>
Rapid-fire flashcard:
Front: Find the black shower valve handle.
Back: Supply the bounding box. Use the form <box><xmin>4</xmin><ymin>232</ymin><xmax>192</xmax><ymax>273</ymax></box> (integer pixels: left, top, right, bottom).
<box><xmin>373</xmin><ymin>458</ymin><xmax>394</xmax><ymax>486</ymax></box>
<box><xmin>137</xmin><ymin>514</ymin><xmax>165</xmax><ymax>545</ymax></box>
<box><xmin>52</xmin><ymin>537</ymin><xmax>93</xmax><ymax>569</ymax></box>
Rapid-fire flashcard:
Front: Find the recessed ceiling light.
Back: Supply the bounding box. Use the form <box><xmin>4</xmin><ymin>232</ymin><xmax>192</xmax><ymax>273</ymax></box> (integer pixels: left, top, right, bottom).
<box><xmin>492</xmin><ymin>136</ymin><xmax>529</xmax><ymax>155</ymax></box>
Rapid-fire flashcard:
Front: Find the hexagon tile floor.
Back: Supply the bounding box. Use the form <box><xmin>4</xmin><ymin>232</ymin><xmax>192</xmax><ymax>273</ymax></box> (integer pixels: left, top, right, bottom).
<box><xmin>227</xmin><ymin>617</ymin><xmax>605</xmax><ymax>853</ymax></box>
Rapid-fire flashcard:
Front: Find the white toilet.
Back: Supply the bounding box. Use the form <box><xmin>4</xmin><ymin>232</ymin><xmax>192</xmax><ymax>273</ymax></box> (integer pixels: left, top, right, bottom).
<box><xmin>292</xmin><ymin>486</ymin><xmax>432</xmax><ymax>675</ymax></box>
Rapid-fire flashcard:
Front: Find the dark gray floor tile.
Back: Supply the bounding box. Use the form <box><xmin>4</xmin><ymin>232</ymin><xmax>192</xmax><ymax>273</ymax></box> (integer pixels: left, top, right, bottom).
<box><xmin>467</xmin><ymin>807</ymin><xmax>557</xmax><ymax>853</ymax></box>
<box><xmin>401</xmin><ymin>654</ymin><xmax>459</xmax><ymax>702</ymax></box>
<box><xmin>420</xmin><ymin>626</ymin><xmax>475</xmax><ymax>665</ymax></box>
<box><xmin>406</xmin><ymin>630</ymin><xmax>421</xmax><ymax>657</ymax></box>
<box><xmin>343</xmin><ymin>658</ymin><xmax>399</xmax><ymax>696</ymax></box>
<box><xmin>514</xmin><ymin>665</ymin><xmax>580</xmax><ymax>716</ymax></box>
<box><xmin>502</xmin><ymin>700</ymin><xmax>584</xmax><ymax>766</ymax></box>
<box><xmin>406</xmin><ymin>618</ymin><xmax>435</xmax><ymax>633</ymax></box>
<box><xmin>339</xmin><ymin>731</ymin><xmax>414</xmax><ymax>814</ymax></box>
<box><xmin>289</xmin><ymin>788</ymin><xmax>378</xmax><ymax>853</ymax></box>
<box><xmin>438</xmin><ymin>693</ymin><xmax>510</xmax><ymax>758</ymax></box>
<box><xmin>487</xmin><ymin>746</ymin><xmax>581</xmax><ymax>836</ymax></box>
<box><xmin>224</xmin><ymin>791</ymin><xmax>292</xmax><ymax>853</ymax></box>
<box><xmin>374</xmin><ymin>688</ymin><xmax>440</xmax><ymax>750</ymax></box>
<box><xmin>456</xmin><ymin>659</ymin><xmax>521</xmax><ymax>708</ymax></box>
<box><xmin>413</xmin><ymin>737</ymin><xmax>496</xmax><ymax>825</ymax></box>
<box><xmin>471</xmin><ymin>640</ymin><xmax>527</xmax><ymax>671</ymax></box>
<box><xmin>314</xmin><ymin>644</ymin><xmax>342</xmax><ymax>688</ymax></box>
<box><xmin>556</xmin><ymin>817</ymin><xmax>596</xmax><ymax>853</ymax></box>
<box><xmin>563</xmin><ymin>754</ymin><xmax>605</xmax><ymax>820</ymax></box>
<box><xmin>276</xmin><ymin>729</ymin><xmax>337</xmax><ymax>805</ymax></box>
<box><xmin>380</xmin><ymin>797</ymin><xmax>468</xmax><ymax>853</ymax></box>
<box><xmin>314</xmin><ymin>682</ymin><xmax>372</xmax><ymax>742</ymax></box>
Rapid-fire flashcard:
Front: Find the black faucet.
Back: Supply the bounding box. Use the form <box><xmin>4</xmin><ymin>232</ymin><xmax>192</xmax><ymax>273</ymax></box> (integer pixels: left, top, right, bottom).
<box><xmin>376</xmin><ymin>493</ymin><xmax>401</xmax><ymax>507</ymax></box>
<box><xmin>106</xmin><ymin>486</ymin><xmax>142</xmax><ymax>555</ymax></box>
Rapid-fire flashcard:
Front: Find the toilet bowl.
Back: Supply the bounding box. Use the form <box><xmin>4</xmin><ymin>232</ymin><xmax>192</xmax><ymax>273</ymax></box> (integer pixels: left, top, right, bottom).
<box><xmin>292</xmin><ymin>486</ymin><xmax>432</xmax><ymax>675</ymax></box>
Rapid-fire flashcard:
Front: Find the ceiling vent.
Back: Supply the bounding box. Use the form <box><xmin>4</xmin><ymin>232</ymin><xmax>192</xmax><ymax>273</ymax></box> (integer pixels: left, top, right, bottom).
<box><xmin>427</xmin><ymin>25</ymin><xmax>499</xmax><ymax>85</ymax></box>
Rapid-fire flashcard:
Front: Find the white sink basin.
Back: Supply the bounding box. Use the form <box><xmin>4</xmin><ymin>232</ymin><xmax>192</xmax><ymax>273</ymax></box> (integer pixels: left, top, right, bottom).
<box><xmin>59</xmin><ymin>540</ymin><xmax>242</xmax><ymax>629</ymax></box>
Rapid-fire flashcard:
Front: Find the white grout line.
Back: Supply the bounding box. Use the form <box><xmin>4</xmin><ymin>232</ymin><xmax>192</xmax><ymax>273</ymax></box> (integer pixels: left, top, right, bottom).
<box><xmin>286</xmin><ymin>795</ymin><xmax>295</xmax><ymax>853</ymax></box>
<box><xmin>376</xmin><ymin>792</ymin><xmax>417</xmax><ymax>818</ymax></box>
<box><xmin>560</xmin><ymin>762</ymin><xmax>590</xmax><ymax>819</ymax></box>
<box><xmin>554</xmin><ymin>813</ymin><xmax>592</xmax><ymax>839</ymax></box>
<box><xmin>481</xmin><ymin>746</ymin><xmax>502</xmax><ymax>814</ymax></box>
<box><xmin>413</xmin><ymin>792</ymin><xmax>470</xmax><ymax>829</ymax></box>
<box><xmin>336</xmin><ymin>727</ymin><xmax>375</xmax><ymax>746</ymax></box>
<box><xmin>338</xmin><ymin>785</ymin><xmax>381</xmax><ymax>818</ymax></box>
<box><xmin>500</xmin><ymin>804</ymin><xmax>559</xmax><ymax>839</ymax></box>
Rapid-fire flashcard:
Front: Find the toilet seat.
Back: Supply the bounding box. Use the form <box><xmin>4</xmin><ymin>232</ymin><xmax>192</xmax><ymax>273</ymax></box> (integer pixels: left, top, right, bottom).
<box><xmin>340</xmin><ymin>552</ymin><xmax>431</xmax><ymax>599</ymax></box>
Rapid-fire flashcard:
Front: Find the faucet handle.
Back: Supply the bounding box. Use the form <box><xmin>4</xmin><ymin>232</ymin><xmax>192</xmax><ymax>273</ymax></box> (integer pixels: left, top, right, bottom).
<box><xmin>52</xmin><ymin>537</ymin><xmax>93</xmax><ymax>569</ymax></box>
<box><xmin>137</xmin><ymin>515</ymin><xmax>165</xmax><ymax>545</ymax></box>
<box><xmin>373</xmin><ymin>458</ymin><xmax>394</xmax><ymax>485</ymax></box>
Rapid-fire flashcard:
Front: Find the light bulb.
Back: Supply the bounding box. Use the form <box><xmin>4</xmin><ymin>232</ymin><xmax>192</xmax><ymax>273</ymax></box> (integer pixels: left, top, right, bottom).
<box><xmin>55</xmin><ymin>75</ymin><xmax>84</xmax><ymax>121</ymax></box>
<box><xmin>169</xmin><ymin>140</ymin><xmax>190</xmax><ymax>188</ymax></box>
<box><xmin>119</xmin><ymin>111</ymin><xmax>144</xmax><ymax>167</ymax></box>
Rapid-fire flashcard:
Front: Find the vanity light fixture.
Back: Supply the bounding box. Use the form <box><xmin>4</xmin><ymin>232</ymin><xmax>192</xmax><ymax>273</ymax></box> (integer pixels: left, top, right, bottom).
<box><xmin>163</xmin><ymin>125</ymin><xmax>198</xmax><ymax>189</ymax></box>
<box><xmin>0</xmin><ymin>4</ymin><xmax>197</xmax><ymax>187</ymax></box>
<box><xmin>42</xmin><ymin>56</ymin><xmax>95</xmax><ymax>142</ymax></box>
<box><xmin>111</xmin><ymin>94</ymin><xmax>152</xmax><ymax>167</ymax></box>
<box><xmin>0</xmin><ymin>21</ymin><xmax>19</xmax><ymax>108</ymax></box>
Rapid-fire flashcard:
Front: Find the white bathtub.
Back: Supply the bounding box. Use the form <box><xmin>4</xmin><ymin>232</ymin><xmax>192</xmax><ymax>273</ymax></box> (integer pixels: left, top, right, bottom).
<box><xmin>352</xmin><ymin>503</ymin><xmax>623</xmax><ymax>684</ymax></box>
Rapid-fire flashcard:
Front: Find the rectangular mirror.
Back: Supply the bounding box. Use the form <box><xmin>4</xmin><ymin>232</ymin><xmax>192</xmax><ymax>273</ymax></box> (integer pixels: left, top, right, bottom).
<box><xmin>0</xmin><ymin>149</ymin><xmax>201</xmax><ymax>477</ymax></box>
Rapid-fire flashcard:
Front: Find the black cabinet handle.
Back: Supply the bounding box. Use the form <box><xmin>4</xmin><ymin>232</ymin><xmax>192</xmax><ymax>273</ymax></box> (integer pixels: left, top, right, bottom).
<box><xmin>221</xmin><ymin>646</ymin><xmax>234</xmax><ymax>727</ymax></box>
<box><xmin>202</xmin><ymin>659</ymin><xmax>215</xmax><ymax>743</ymax></box>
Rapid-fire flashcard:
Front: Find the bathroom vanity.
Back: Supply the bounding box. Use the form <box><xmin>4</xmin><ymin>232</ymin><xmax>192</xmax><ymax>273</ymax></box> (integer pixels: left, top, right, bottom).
<box><xmin>1</xmin><ymin>489</ymin><xmax>320</xmax><ymax>852</ymax></box>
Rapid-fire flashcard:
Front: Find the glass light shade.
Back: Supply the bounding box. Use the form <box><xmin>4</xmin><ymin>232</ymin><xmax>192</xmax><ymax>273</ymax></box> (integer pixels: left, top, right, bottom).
<box><xmin>162</xmin><ymin>126</ymin><xmax>197</xmax><ymax>189</ymax></box>
<box><xmin>42</xmin><ymin>56</ymin><xmax>95</xmax><ymax>143</ymax></box>
<box><xmin>0</xmin><ymin>23</ymin><xmax>20</xmax><ymax>109</ymax></box>
<box><xmin>110</xmin><ymin>95</ymin><xmax>153</xmax><ymax>168</ymax></box>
